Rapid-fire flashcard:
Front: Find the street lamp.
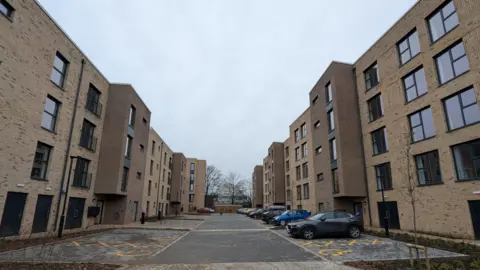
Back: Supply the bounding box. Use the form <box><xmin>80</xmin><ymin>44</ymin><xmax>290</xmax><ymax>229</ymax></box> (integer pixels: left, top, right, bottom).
<box><xmin>58</xmin><ymin>156</ymin><xmax>79</xmax><ymax>238</ymax></box>
<box><xmin>380</xmin><ymin>180</ymin><xmax>390</xmax><ymax>237</ymax></box>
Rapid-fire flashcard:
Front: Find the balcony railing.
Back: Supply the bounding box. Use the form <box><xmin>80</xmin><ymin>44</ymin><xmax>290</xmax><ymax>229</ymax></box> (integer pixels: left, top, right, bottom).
<box><xmin>72</xmin><ymin>171</ymin><xmax>92</xmax><ymax>189</ymax></box>
<box><xmin>80</xmin><ymin>133</ymin><xmax>97</xmax><ymax>152</ymax></box>
<box><xmin>86</xmin><ymin>98</ymin><xmax>102</xmax><ymax>117</ymax></box>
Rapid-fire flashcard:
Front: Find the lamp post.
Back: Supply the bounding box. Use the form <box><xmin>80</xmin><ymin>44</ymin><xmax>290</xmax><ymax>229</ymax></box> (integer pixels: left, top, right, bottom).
<box><xmin>380</xmin><ymin>180</ymin><xmax>390</xmax><ymax>237</ymax></box>
<box><xmin>58</xmin><ymin>156</ymin><xmax>79</xmax><ymax>238</ymax></box>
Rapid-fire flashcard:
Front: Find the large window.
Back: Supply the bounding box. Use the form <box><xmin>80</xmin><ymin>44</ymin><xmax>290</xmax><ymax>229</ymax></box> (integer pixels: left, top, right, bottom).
<box><xmin>302</xmin><ymin>142</ymin><xmax>307</xmax><ymax>157</ymax></box>
<box><xmin>326</xmin><ymin>82</ymin><xmax>332</xmax><ymax>103</ymax></box>
<box><xmin>452</xmin><ymin>139</ymin><xmax>480</xmax><ymax>181</ymax></box>
<box><xmin>428</xmin><ymin>0</ymin><xmax>459</xmax><ymax>43</ymax></box>
<box><xmin>30</xmin><ymin>142</ymin><xmax>52</xmax><ymax>180</ymax></box>
<box><xmin>295</xmin><ymin>147</ymin><xmax>300</xmax><ymax>161</ymax></box>
<box><xmin>296</xmin><ymin>166</ymin><xmax>301</xmax><ymax>180</ymax></box>
<box><xmin>285</xmin><ymin>146</ymin><xmax>289</xmax><ymax>158</ymax></box>
<box><xmin>364</xmin><ymin>63</ymin><xmax>379</xmax><ymax>90</ymax></box>
<box><xmin>80</xmin><ymin>119</ymin><xmax>96</xmax><ymax>151</ymax></box>
<box><xmin>443</xmin><ymin>87</ymin><xmax>480</xmax><ymax>130</ymax></box>
<box><xmin>328</xmin><ymin>110</ymin><xmax>335</xmax><ymax>131</ymax></box>
<box><xmin>0</xmin><ymin>0</ymin><xmax>14</xmax><ymax>18</ymax></box>
<box><xmin>435</xmin><ymin>41</ymin><xmax>469</xmax><ymax>84</ymax></box>
<box><xmin>51</xmin><ymin>52</ymin><xmax>68</xmax><ymax>88</ymax></box>
<box><xmin>332</xmin><ymin>169</ymin><xmax>339</xmax><ymax>194</ymax></box>
<box><xmin>409</xmin><ymin>107</ymin><xmax>435</xmax><ymax>142</ymax></box>
<box><xmin>296</xmin><ymin>185</ymin><xmax>302</xmax><ymax>200</ymax></box>
<box><xmin>41</xmin><ymin>96</ymin><xmax>60</xmax><ymax>132</ymax></box>
<box><xmin>286</xmin><ymin>189</ymin><xmax>291</xmax><ymax>201</ymax></box>
<box><xmin>398</xmin><ymin>30</ymin><xmax>420</xmax><ymax>65</ymax></box>
<box><xmin>285</xmin><ymin>160</ymin><xmax>290</xmax><ymax>172</ymax></box>
<box><xmin>330</xmin><ymin>138</ymin><xmax>337</xmax><ymax>161</ymax></box>
<box><xmin>371</xmin><ymin>127</ymin><xmax>388</xmax><ymax>155</ymax></box>
<box><xmin>302</xmin><ymin>163</ymin><xmax>308</xmax><ymax>178</ymax></box>
<box><xmin>375</xmin><ymin>163</ymin><xmax>392</xmax><ymax>190</ymax></box>
<box><xmin>303</xmin><ymin>183</ymin><xmax>310</xmax><ymax>199</ymax></box>
<box><xmin>125</xmin><ymin>136</ymin><xmax>133</xmax><ymax>158</ymax></box>
<box><xmin>403</xmin><ymin>67</ymin><xmax>428</xmax><ymax>103</ymax></box>
<box><xmin>73</xmin><ymin>158</ymin><xmax>91</xmax><ymax>188</ymax></box>
<box><xmin>86</xmin><ymin>84</ymin><xmax>102</xmax><ymax>117</ymax></box>
<box><xmin>301</xmin><ymin>123</ymin><xmax>307</xmax><ymax>138</ymax></box>
<box><xmin>128</xmin><ymin>106</ymin><xmax>136</xmax><ymax>127</ymax></box>
<box><xmin>294</xmin><ymin>129</ymin><xmax>300</xmax><ymax>142</ymax></box>
<box><xmin>368</xmin><ymin>94</ymin><xmax>384</xmax><ymax>122</ymax></box>
<box><xmin>415</xmin><ymin>151</ymin><xmax>442</xmax><ymax>185</ymax></box>
<box><xmin>286</xmin><ymin>175</ymin><xmax>290</xmax><ymax>186</ymax></box>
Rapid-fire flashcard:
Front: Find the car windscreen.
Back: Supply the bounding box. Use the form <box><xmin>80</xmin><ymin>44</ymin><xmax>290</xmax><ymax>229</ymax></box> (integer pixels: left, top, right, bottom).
<box><xmin>281</xmin><ymin>210</ymin><xmax>290</xmax><ymax>216</ymax></box>
<box><xmin>308</xmin><ymin>213</ymin><xmax>325</xmax><ymax>220</ymax></box>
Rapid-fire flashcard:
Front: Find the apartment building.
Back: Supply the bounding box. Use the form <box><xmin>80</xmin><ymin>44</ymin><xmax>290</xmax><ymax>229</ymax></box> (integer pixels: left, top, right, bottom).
<box><xmin>263</xmin><ymin>142</ymin><xmax>286</xmax><ymax>208</ymax></box>
<box><xmin>308</xmin><ymin>62</ymin><xmax>367</xmax><ymax>218</ymax></box>
<box><xmin>186</xmin><ymin>158</ymin><xmax>206</xmax><ymax>211</ymax></box>
<box><xmin>171</xmin><ymin>153</ymin><xmax>187</xmax><ymax>214</ymax></box>
<box><xmin>285</xmin><ymin>108</ymin><xmax>316</xmax><ymax>212</ymax></box>
<box><xmin>0</xmin><ymin>0</ymin><xmax>110</xmax><ymax>237</ymax></box>
<box><xmin>355</xmin><ymin>0</ymin><xmax>480</xmax><ymax>239</ymax></box>
<box><xmin>142</xmin><ymin>128</ymin><xmax>173</xmax><ymax>218</ymax></box>
<box><xmin>252</xmin><ymin>165</ymin><xmax>264</xmax><ymax>208</ymax></box>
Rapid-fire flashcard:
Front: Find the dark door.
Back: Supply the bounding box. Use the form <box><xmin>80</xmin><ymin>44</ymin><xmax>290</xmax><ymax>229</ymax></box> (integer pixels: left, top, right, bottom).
<box><xmin>95</xmin><ymin>200</ymin><xmax>104</xmax><ymax>224</ymax></box>
<box><xmin>354</xmin><ymin>202</ymin><xmax>363</xmax><ymax>224</ymax></box>
<box><xmin>377</xmin><ymin>201</ymin><xmax>400</xmax><ymax>229</ymax></box>
<box><xmin>468</xmin><ymin>200</ymin><xmax>480</xmax><ymax>240</ymax></box>
<box><xmin>65</xmin><ymin>197</ymin><xmax>85</xmax><ymax>229</ymax></box>
<box><xmin>0</xmin><ymin>192</ymin><xmax>27</xmax><ymax>237</ymax></box>
<box><xmin>31</xmin><ymin>195</ymin><xmax>53</xmax><ymax>233</ymax></box>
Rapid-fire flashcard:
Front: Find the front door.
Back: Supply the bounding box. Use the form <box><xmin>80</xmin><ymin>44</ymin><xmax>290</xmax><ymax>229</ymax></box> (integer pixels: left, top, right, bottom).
<box><xmin>65</xmin><ymin>197</ymin><xmax>85</xmax><ymax>229</ymax></box>
<box><xmin>32</xmin><ymin>195</ymin><xmax>53</xmax><ymax>233</ymax></box>
<box><xmin>132</xmin><ymin>201</ymin><xmax>138</xmax><ymax>222</ymax></box>
<box><xmin>377</xmin><ymin>201</ymin><xmax>400</xmax><ymax>229</ymax></box>
<box><xmin>354</xmin><ymin>202</ymin><xmax>363</xmax><ymax>224</ymax></box>
<box><xmin>95</xmin><ymin>200</ymin><xmax>104</xmax><ymax>224</ymax></box>
<box><xmin>0</xmin><ymin>192</ymin><xmax>27</xmax><ymax>237</ymax></box>
<box><xmin>468</xmin><ymin>200</ymin><xmax>480</xmax><ymax>240</ymax></box>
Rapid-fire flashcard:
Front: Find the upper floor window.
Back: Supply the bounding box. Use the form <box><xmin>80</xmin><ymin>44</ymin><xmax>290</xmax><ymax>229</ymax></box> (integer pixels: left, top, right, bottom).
<box><xmin>403</xmin><ymin>67</ymin><xmax>428</xmax><ymax>103</ymax></box>
<box><xmin>302</xmin><ymin>163</ymin><xmax>308</xmax><ymax>178</ymax></box>
<box><xmin>415</xmin><ymin>150</ymin><xmax>442</xmax><ymax>186</ymax></box>
<box><xmin>296</xmin><ymin>185</ymin><xmax>302</xmax><ymax>200</ymax></box>
<box><xmin>329</xmin><ymin>138</ymin><xmax>337</xmax><ymax>161</ymax></box>
<box><xmin>443</xmin><ymin>87</ymin><xmax>480</xmax><ymax>130</ymax></box>
<box><xmin>317</xmin><ymin>173</ymin><xmax>324</xmax><ymax>182</ymax></box>
<box><xmin>285</xmin><ymin>146</ymin><xmax>289</xmax><ymax>158</ymax></box>
<box><xmin>314</xmin><ymin>120</ymin><xmax>320</xmax><ymax>129</ymax></box>
<box><xmin>302</xmin><ymin>142</ymin><xmax>308</xmax><ymax>157</ymax></box>
<box><xmin>73</xmin><ymin>158</ymin><xmax>91</xmax><ymax>188</ymax></box>
<box><xmin>326</xmin><ymin>82</ymin><xmax>332</xmax><ymax>103</ymax></box>
<box><xmin>312</xmin><ymin>96</ymin><xmax>319</xmax><ymax>105</ymax></box>
<box><xmin>428</xmin><ymin>0</ymin><xmax>459</xmax><ymax>43</ymax></box>
<box><xmin>128</xmin><ymin>106</ymin><xmax>136</xmax><ymax>127</ymax></box>
<box><xmin>315</xmin><ymin>146</ymin><xmax>322</xmax><ymax>155</ymax></box>
<box><xmin>41</xmin><ymin>96</ymin><xmax>60</xmax><ymax>132</ymax></box>
<box><xmin>367</xmin><ymin>94</ymin><xmax>384</xmax><ymax>122</ymax></box>
<box><xmin>301</xmin><ymin>123</ymin><xmax>307</xmax><ymax>138</ymax></box>
<box><xmin>435</xmin><ymin>41</ymin><xmax>469</xmax><ymax>84</ymax></box>
<box><xmin>0</xmin><ymin>0</ymin><xmax>14</xmax><ymax>18</ymax></box>
<box><xmin>398</xmin><ymin>30</ymin><xmax>420</xmax><ymax>65</ymax></box>
<box><xmin>80</xmin><ymin>119</ymin><xmax>97</xmax><ymax>151</ymax></box>
<box><xmin>190</xmin><ymin>163</ymin><xmax>195</xmax><ymax>171</ymax></box>
<box><xmin>364</xmin><ymin>62</ymin><xmax>379</xmax><ymax>90</ymax></box>
<box><xmin>31</xmin><ymin>142</ymin><xmax>52</xmax><ymax>180</ymax></box>
<box><xmin>375</xmin><ymin>163</ymin><xmax>392</xmax><ymax>190</ymax></box>
<box><xmin>286</xmin><ymin>175</ymin><xmax>291</xmax><ymax>186</ymax></box>
<box><xmin>303</xmin><ymin>183</ymin><xmax>309</xmax><ymax>199</ymax></box>
<box><xmin>295</xmin><ymin>129</ymin><xmax>300</xmax><ymax>142</ymax></box>
<box><xmin>328</xmin><ymin>110</ymin><xmax>335</xmax><ymax>131</ymax></box>
<box><xmin>295</xmin><ymin>147</ymin><xmax>300</xmax><ymax>161</ymax></box>
<box><xmin>152</xmin><ymin>140</ymin><xmax>156</xmax><ymax>155</ymax></box>
<box><xmin>86</xmin><ymin>84</ymin><xmax>102</xmax><ymax>117</ymax></box>
<box><xmin>332</xmin><ymin>169</ymin><xmax>339</xmax><ymax>194</ymax></box>
<box><xmin>143</xmin><ymin>118</ymin><xmax>148</xmax><ymax>125</ymax></box>
<box><xmin>452</xmin><ymin>139</ymin><xmax>480</xmax><ymax>181</ymax></box>
<box><xmin>285</xmin><ymin>160</ymin><xmax>290</xmax><ymax>172</ymax></box>
<box><xmin>296</xmin><ymin>166</ymin><xmax>301</xmax><ymax>180</ymax></box>
<box><xmin>371</xmin><ymin>127</ymin><xmax>388</xmax><ymax>155</ymax></box>
<box><xmin>51</xmin><ymin>52</ymin><xmax>68</xmax><ymax>88</ymax></box>
<box><xmin>125</xmin><ymin>136</ymin><xmax>133</xmax><ymax>158</ymax></box>
<box><xmin>409</xmin><ymin>107</ymin><xmax>435</xmax><ymax>142</ymax></box>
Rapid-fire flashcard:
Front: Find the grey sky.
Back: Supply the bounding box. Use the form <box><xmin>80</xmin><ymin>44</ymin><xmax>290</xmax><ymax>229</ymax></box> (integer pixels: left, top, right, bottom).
<box><xmin>38</xmin><ymin>0</ymin><xmax>416</xmax><ymax>179</ymax></box>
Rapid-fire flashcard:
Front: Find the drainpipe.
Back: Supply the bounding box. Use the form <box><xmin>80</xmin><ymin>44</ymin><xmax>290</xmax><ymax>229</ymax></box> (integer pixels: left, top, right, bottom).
<box><xmin>352</xmin><ymin>66</ymin><xmax>373</xmax><ymax>227</ymax></box>
<box><xmin>155</xmin><ymin>141</ymin><xmax>164</xmax><ymax>218</ymax></box>
<box><xmin>53</xmin><ymin>59</ymin><xmax>86</xmax><ymax>231</ymax></box>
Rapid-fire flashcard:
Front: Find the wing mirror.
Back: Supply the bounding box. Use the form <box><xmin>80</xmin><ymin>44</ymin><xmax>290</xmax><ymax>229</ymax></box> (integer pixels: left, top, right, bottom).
<box><xmin>320</xmin><ymin>217</ymin><xmax>326</xmax><ymax>222</ymax></box>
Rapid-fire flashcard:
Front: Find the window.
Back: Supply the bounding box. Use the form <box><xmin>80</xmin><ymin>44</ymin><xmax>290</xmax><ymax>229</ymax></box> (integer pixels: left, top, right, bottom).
<box><xmin>314</xmin><ymin>120</ymin><xmax>320</xmax><ymax>129</ymax></box>
<box><xmin>128</xmin><ymin>106</ymin><xmax>136</xmax><ymax>127</ymax></box>
<box><xmin>136</xmin><ymin>172</ymin><xmax>142</xmax><ymax>179</ymax></box>
<box><xmin>403</xmin><ymin>67</ymin><xmax>428</xmax><ymax>102</ymax></box>
<box><xmin>285</xmin><ymin>160</ymin><xmax>290</xmax><ymax>172</ymax></box>
<box><xmin>80</xmin><ymin>119</ymin><xmax>96</xmax><ymax>151</ymax></box>
<box><xmin>415</xmin><ymin>151</ymin><xmax>442</xmax><ymax>185</ymax></box>
<box><xmin>330</xmin><ymin>138</ymin><xmax>337</xmax><ymax>161</ymax></box>
<box><xmin>302</xmin><ymin>163</ymin><xmax>308</xmax><ymax>178</ymax></box>
<box><xmin>435</xmin><ymin>41</ymin><xmax>469</xmax><ymax>84</ymax></box>
<box><xmin>152</xmin><ymin>141</ymin><xmax>156</xmax><ymax>155</ymax></box>
<box><xmin>302</xmin><ymin>143</ymin><xmax>308</xmax><ymax>157</ymax></box>
<box><xmin>0</xmin><ymin>0</ymin><xmax>14</xmax><ymax>18</ymax></box>
<box><xmin>86</xmin><ymin>84</ymin><xmax>102</xmax><ymax>116</ymax></box>
<box><xmin>301</xmin><ymin>123</ymin><xmax>307</xmax><ymax>138</ymax></box>
<box><xmin>296</xmin><ymin>166</ymin><xmax>301</xmax><ymax>180</ymax></box>
<box><xmin>328</xmin><ymin>110</ymin><xmax>335</xmax><ymax>131</ymax></box>
<box><xmin>30</xmin><ymin>142</ymin><xmax>52</xmax><ymax>180</ymax></box>
<box><xmin>285</xmin><ymin>146</ymin><xmax>289</xmax><ymax>158</ymax></box>
<box><xmin>121</xmin><ymin>167</ymin><xmax>128</xmax><ymax>191</ymax></box>
<box><xmin>149</xmin><ymin>160</ymin><xmax>154</xmax><ymax>175</ymax></box>
<box><xmin>398</xmin><ymin>30</ymin><xmax>420</xmax><ymax>64</ymax></box>
<box><xmin>164</xmin><ymin>153</ymin><xmax>167</xmax><ymax>165</ymax></box>
<box><xmin>295</xmin><ymin>147</ymin><xmax>300</xmax><ymax>161</ymax></box>
<box><xmin>368</xmin><ymin>94</ymin><xmax>384</xmax><ymax>122</ymax></box>
<box><xmin>189</xmin><ymin>194</ymin><xmax>194</xmax><ymax>202</ymax></box>
<box><xmin>143</xmin><ymin>118</ymin><xmax>148</xmax><ymax>125</ymax></box>
<box><xmin>303</xmin><ymin>183</ymin><xmax>309</xmax><ymax>199</ymax></box>
<box><xmin>190</xmin><ymin>163</ymin><xmax>195</xmax><ymax>171</ymax></box>
<box><xmin>41</xmin><ymin>96</ymin><xmax>60</xmax><ymax>132</ymax></box>
<box><xmin>452</xmin><ymin>139</ymin><xmax>480</xmax><ymax>181</ymax></box>
<box><xmin>148</xmin><ymin>181</ymin><xmax>152</xmax><ymax>196</ymax></box>
<box><xmin>286</xmin><ymin>189</ymin><xmax>291</xmax><ymax>201</ymax></box>
<box><xmin>375</xmin><ymin>163</ymin><xmax>392</xmax><ymax>190</ymax></box>
<box><xmin>312</xmin><ymin>96</ymin><xmax>319</xmax><ymax>105</ymax></box>
<box><xmin>326</xmin><ymin>82</ymin><xmax>332</xmax><ymax>103</ymax></box>
<box><xmin>371</xmin><ymin>127</ymin><xmax>388</xmax><ymax>155</ymax></box>
<box><xmin>364</xmin><ymin>63</ymin><xmax>379</xmax><ymax>90</ymax></box>
<box><xmin>161</xmin><ymin>186</ymin><xmax>164</xmax><ymax>199</ymax></box>
<box><xmin>444</xmin><ymin>87</ymin><xmax>480</xmax><ymax>130</ymax></box>
<box><xmin>317</xmin><ymin>173</ymin><xmax>324</xmax><ymax>182</ymax></box>
<box><xmin>296</xmin><ymin>185</ymin><xmax>302</xmax><ymax>200</ymax></box>
<box><xmin>295</xmin><ymin>129</ymin><xmax>300</xmax><ymax>142</ymax></box>
<box><xmin>332</xmin><ymin>169</ymin><xmax>339</xmax><ymax>194</ymax></box>
<box><xmin>318</xmin><ymin>203</ymin><xmax>324</xmax><ymax>212</ymax></box>
<box><xmin>409</xmin><ymin>107</ymin><xmax>435</xmax><ymax>142</ymax></box>
<box><xmin>315</xmin><ymin>146</ymin><xmax>322</xmax><ymax>155</ymax></box>
<box><xmin>140</xmin><ymin>144</ymin><xmax>145</xmax><ymax>152</ymax></box>
<box><xmin>286</xmin><ymin>174</ymin><xmax>291</xmax><ymax>186</ymax></box>
<box><xmin>428</xmin><ymin>0</ymin><xmax>459</xmax><ymax>42</ymax></box>
<box><xmin>73</xmin><ymin>158</ymin><xmax>90</xmax><ymax>188</ymax></box>
<box><xmin>125</xmin><ymin>136</ymin><xmax>133</xmax><ymax>158</ymax></box>
<box><xmin>51</xmin><ymin>52</ymin><xmax>68</xmax><ymax>88</ymax></box>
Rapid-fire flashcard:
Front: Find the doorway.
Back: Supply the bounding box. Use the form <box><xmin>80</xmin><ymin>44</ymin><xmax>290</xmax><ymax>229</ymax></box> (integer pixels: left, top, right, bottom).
<box><xmin>95</xmin><ymin>200</ymin><xmax>104</xmax><ymax>224</ymax></box>
<box><xmin>377</xmin><ymin>201</ymin><xmax>400</xmax><ymax>229</ymax></box>
<box><xmin>353</xmin><ymin>202</ymin><xmax>363</xmax><ymax>224</ymax></box>
<box><xmin>65</xmin><ymin>197</ymin><xmax>85</xmax><ymax>229</ymax></box>
<box><xmin>32</xmin><ymin>195</ymin><xmax>53</xmax><ymax>233</ymax></box>
<box><xmin>0</xmin><ymin>192</ymin><xmax>27</xmax><ymax>237</ymax></box>
<box><xmin>132</xmin><ymin>201</ymin><xmax>138</xmax><ymax>222</ymax></box>
<box><xmin>468</xmin><ymin>200</ymin><xmax>480</xmax><ymax>240</ymax></box>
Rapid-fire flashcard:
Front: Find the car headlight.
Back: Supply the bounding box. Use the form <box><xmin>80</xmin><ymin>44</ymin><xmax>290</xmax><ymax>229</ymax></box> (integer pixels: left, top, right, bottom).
<box><xmin>274</xmin><ymin>216</ymin><xmax>279</xmax><ymax>220</ymax></box>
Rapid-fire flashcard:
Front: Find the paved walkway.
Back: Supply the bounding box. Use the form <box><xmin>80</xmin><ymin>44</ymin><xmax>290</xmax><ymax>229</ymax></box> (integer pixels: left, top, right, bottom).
<box><xmin>121</xmin><ymin>262</ymin><xmax>354</xmax><ymax>269</ymax></box>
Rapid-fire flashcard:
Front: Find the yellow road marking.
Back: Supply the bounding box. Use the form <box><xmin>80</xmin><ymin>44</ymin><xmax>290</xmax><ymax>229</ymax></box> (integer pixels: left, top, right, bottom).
<box><xmin>324</xmin><ymin>241</ymin><xmax>334</xmax><ymax>247</ymax></box>
<box><xmin>300</xmin><ymin>241</ymin><xmax>313</xmax><ymax>246</ymax></box>
<box><xmin>348</xmin><ymin>240</ymin><xmax>356</xmax><ymax>246</ymax></box>
<box><xmin>372</xmin><ymin>239</ymin><xmax>378</xmax><ymax>244</ymax></box>
<box><xmin>71</xmin><ymin>241</ymin><xmax>80</xmax><ymax>246</ymax></box>
<box><xmin>98</xmin><ymin>241</ymin><xmax>108</xmax><ymax>247</ymax></box>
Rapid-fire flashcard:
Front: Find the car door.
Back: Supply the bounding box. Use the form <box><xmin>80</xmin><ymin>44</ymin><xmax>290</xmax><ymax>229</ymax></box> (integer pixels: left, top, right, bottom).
<box><xmin>297</xmin><ymin>210</ymin><xmax>307</xmax><ymax>220</ymax></box>
<box><xmin>332</xmin><ymin>212</ymin><xmax>352</xmax><ymax>233</ymax></box>
<box><xmin>315</xmin><ymin>212</ymin><xmax>336</xmax><ymax>235</ymax></box>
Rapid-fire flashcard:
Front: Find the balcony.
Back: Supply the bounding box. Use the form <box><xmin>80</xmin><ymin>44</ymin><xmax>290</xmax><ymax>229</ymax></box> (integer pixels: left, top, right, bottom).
<box><xmin>86</xmin><ymin>98</ymin><xmax>102</xmax><ymax>117</ymax></box>
<box><xmin>79</xmin><ymin>133</ymin><xmax>97</xmax><ymax>152</ymax></box>
<box><xmin>72</xmin><ymin>171</ymin><xmax>92</xmax><ymax>189</ymax></box>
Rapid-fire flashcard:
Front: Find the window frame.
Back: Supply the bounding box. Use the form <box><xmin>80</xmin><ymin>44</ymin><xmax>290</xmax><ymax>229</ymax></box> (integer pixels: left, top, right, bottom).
<box><xmin>296</xmin><ymin>166</ymin><xmax>301</xmax><ymax>180</ymax></box>
<box><xmin>314</xmin><ymin>120</ymin><xmax>320</xmax><ymax>129</ymax></box>
<box><xmin>41</xmin><ymin>96</ymin><xmax>60</xmax><ymax>132</ymax></box>
<box><xmin>30</xmin><ymin>142</ymin><xmax>53</xmax><ymax>180</ymax></box>
<box><xmin>371</xmin><ymin>127</ymin><xmax>388</xmax><ymax>156</ymax></box>
<box><xmin>375</xmin><ymin>163</ymin><xmax>393</xmax><ymax>191</ymax></box>
<box><xmin>403</xmin><ymin>66</ymin><xmax>428</xmax><ymax>103</ymax></box>
<box><xmin>451</xmin><ymin>139</ymin><xmax>480</xmax><ymax>181</ymax></box>
<box><xmin>302</xmin><ymin>142</ymin><xmax>307</xmax><ymax>158</ymax></box>
<box><xmin>296</xmin><ymin>185</ymin><xmax>302</xmax><ymax>200</ymax></box>
<box><xmin>302</xmin><ymin>162</ymin><xmax>308</xmax><ymax>178</ymax></box>
<box><xmin>326</xmin><ymin>82</ymin><xmax>332</xmax><ymax>104</ymax></box>
<box><xmin>301</xmin><ymin>123</ymin><xmax>307</xmax><ymax>138</ymax></box>
<box><xmin>415</xmin><ymin>150</ymin><xmax>443</xmax><ymax>186</ymax></box>
<box><xmin>86</xmin><ymin>84</ymin><xmax>102</xmax><ymax>117</ymax></box>
<box><xmin>125</xmin><ymin>136</ymin><xmax>133</xmax><ymax>159</ymax></box>
<box><xmin>312</xmin><ymin>96</ymin><xmax>319</xmax><ymax>105</ymax></box>
<box><xmin>328</xmin><ymin>110</ymin><xmax>335</xmax><ymax>132</ymax></box>
<box><xmin>128</xmin><ymin>106</ymin><xmax>136</xmax><ymax>127</ymax></box>
<box><xmin>408</xmin><ymin>107</ymin><xmax>436</xmax><ymax>143</ymax></box>
<box><xmin>364</xmin><ymin>62</ymin><xmax>379</xmax><ymax>90</ymax></box>
<box><xmin>51</xmin><ymin>52</ymin><xmax>69</xmax><ymax>88</ymax></box>
<box><xmin>80</xmin><ymin>119</ymin><xmax>96</xmax><ymax>151</ymax></box>
<box><xmin>397</xmin><ymin>29</ymin><xmax>420</xmax><ymax>65</ymax></box>
<box><xmin>295</xmin><ymin>147</ymin><xmax>300</xmax><ymax>161</ymax></box>
<box><xmin>0</xmin><ymin>0</ymin><xmax>14</xmax><ymax>19</ymax></box>
<box><xmin>294</xmin><ymin>129</ymin><xmax>300</xmax><ymax>142</ymax></box>
<box><xmin>303</xmin><ymin>183</ymin><xmax>309</xmax><ymax>199</ymax></box>
<box><xmin>121</xmin><ymin>167</ymin><xmax>129</xmax><ymax>191</ymax></box>
<box><xmin>330</xmin><ymin>138</ymin><xmax>337</xmax><ymax>161</ymax></box>
<box><xmin>367</xmin><ymin>93</ymin><xmax>384</xmax><ymax>122</ymax></box>
<box><xmin>427</xmin><ymin>0</ymin><xmax>459</xmax><ymax>43</ymax></box>
<box><xmin>73</xmin><ymin>157</ymin><xmax>91</xmax><ymax>188</ymax></box>
<box><xmin>442</xmin><ymin>86</ymin><xmax>480</xmax><ymax>131</ymax></box>
<box><xmin>434</xmin><ymin>40</ymin><xmax>469</xmax><ymax>85</ymax></box>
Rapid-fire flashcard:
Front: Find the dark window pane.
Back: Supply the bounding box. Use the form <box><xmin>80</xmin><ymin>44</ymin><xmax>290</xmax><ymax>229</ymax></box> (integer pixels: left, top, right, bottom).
<box><xmin>453</xmin><ymin>140</ymin><xmax>480</xmax><ymax>180</ymax></box>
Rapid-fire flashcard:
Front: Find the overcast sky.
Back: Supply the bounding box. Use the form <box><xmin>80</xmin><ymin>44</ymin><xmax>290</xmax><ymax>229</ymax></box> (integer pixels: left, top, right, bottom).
<box><xmin>38</xmin><ymin>0</ymin><xmax>416</xmax><ymax>180</ymax></box>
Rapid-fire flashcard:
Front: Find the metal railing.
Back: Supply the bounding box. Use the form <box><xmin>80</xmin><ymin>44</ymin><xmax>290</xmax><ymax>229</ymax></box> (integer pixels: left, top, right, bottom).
<box><xmin>80</xmin><ymin>133</ymin><xmax>97</xmax><ymax>152</ymax></box>
<box><xmin>86</xmin><ymin>98</ymin><xmax>102</xmax><ymax>117</ymax></box>
<box><xmin>72</xmin><ymin>171</ymin><xmax>92</xmax><ymax>189</ymax></box>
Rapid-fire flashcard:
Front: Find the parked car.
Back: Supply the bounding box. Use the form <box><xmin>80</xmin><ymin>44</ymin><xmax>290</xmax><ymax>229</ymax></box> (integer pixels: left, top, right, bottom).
<box><xmin>249</xmin><ymin>209</ymin><xmax>266</xmax><ymax>219</ymax></box>
<box><xmin>237</xmin><ymin>208</ymin><xmax>246</xmax><ymax>214</ymax></box>
<box><xmin>245</xmin><ymin>208</ymin><xmax>257</xmax><ymax>215</ymax></box>
<box><xmin>272</xmin><ymin>209</ymin><xmax>311</xmax><ymax>226</ymax></box>
<box><xmin>205</xmin><ymin>207</ymin><xmax>215</xmax><ymax>213</ymax></box>
<box><xmin>197</xmin><ymin>208</ymin><xmax>212</xmax><ymax>214</ymax></box>
<box><xmin>262</xmin><ymin>209</ymin><xmax>285</xmax><ymax>224</ymax></box>
<box><xmin>286</xmin><ymin>211</ymin><xmax>363</xmax><ymax>240</ymax></box>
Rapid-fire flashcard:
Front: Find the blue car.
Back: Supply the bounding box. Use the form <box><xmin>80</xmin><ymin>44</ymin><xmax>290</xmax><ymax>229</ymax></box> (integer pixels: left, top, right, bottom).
<box><xmin>272</xmin><ymin>209</ymin><xmax>311</xmax><ymax>226</ymax></box>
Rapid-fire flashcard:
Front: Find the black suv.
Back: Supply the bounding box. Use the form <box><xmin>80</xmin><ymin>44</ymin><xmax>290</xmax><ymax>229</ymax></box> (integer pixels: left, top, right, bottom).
<box><xmin>262</xmin><ymin>208</ymin><xmax>285</xmax><ymax>224</ymax></box>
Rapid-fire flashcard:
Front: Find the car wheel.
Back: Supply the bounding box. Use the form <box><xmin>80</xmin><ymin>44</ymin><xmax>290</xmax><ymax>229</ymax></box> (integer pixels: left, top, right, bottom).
<box><xmin>349</xmin><ymin>225</ymin><xmax>361</xmax><ymax>238</ymax></box>
<box><xmin>280</xmin><ymin>220</ymin><xmax>287</xmax><ymax>226</ymax></box>
<box><xmin>302</xmin><ymin>226</ymin><xmax>315</xmax><ymax>240</ymax></box>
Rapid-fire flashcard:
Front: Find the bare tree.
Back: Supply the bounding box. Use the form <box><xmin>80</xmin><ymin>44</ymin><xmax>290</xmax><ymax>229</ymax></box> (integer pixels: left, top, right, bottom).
<box><xmin>205</xmin><ymin>165</ymin><xmax>222</xmax><ymax>196</ymax></box>
<box><xmin>224</xmin><ymin>172</ymin><xmax>245</xmax><ymax>205</ymax></box>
